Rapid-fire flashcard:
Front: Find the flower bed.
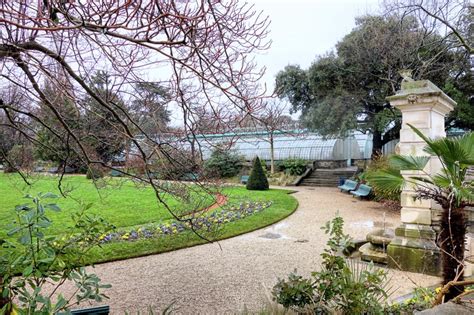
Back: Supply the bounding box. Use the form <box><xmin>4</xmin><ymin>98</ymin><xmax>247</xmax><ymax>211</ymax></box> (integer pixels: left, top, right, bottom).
<box><xmin>98</xmin><ymin>200</ymin><xmax>272</xmax><ymax>244</ymax></box>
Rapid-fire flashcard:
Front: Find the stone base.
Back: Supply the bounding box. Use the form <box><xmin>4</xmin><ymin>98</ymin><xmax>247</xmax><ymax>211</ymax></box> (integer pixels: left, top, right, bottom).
<box><xmin>387</xmin><ymin>224</ymin><xmax>441</xmax><ymax>276</ymax></box>
<box><xmin>360</xmin><ymin>243</ymin><xmax>388</xmax><ymax>264</ymax></box>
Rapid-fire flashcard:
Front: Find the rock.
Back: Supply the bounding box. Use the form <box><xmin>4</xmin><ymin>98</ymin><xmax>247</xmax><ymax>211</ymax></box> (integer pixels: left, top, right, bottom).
<box><xmin>359</xmin><ymin>243</ymin><xmax>388</xmax><ymax>264</ymax></box>
<box><xmin>366</xmin><ymin>228</ymin><xmax>395</xmax><ymax>246</ymax></box>
<box><xmin>415</xmin><ymin>302</ymin><xmax>474</xmax><ymax>314</ymax></box>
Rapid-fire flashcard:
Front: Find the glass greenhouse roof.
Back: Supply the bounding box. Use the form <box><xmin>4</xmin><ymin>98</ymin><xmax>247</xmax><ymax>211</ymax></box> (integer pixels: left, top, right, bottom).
<box><xmin>193</xmin><ymin>132</ymin><xmax>362</xmax><ymax>161</ymax></box>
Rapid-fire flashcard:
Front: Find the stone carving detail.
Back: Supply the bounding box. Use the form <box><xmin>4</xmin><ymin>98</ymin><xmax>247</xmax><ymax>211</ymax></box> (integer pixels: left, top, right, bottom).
<box><xmin>407</xmin><ymin>94</ymin><xmax>418</xmax><ymax>104</ymax></box>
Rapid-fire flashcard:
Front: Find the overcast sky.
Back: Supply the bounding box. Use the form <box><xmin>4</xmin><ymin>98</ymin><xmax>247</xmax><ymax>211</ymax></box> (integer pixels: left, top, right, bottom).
<box><xmin>170</xmin><ymin>0</ymin><xmax>383</xmax><ymax>125</ymax></box>
<box><xmin>250</xmin><ymin>0</ymin><xmax>381</xmax><ymax>92</ymax></box>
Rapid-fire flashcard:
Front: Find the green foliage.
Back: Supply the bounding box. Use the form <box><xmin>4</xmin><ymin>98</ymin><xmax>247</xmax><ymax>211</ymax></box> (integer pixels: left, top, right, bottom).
<box><xmin>368</xmin><ymin>126</ymin><xmax>474</xmax><ymax>208</ymax></box>
<box><xmin>367</xmin><ymin>125</ymin><xmax>474</xmax><ymax>300</ymax></box>
<box><xmin>279</xmin><ymin>159</ymin><xmax>307</xmax><ymax>176</ymax></box>
<box><xmin>444</xmin><ymin>63</ymin><xmax>474</xmax><ymax>130</ymax></box>
<box><xmin>204</xmin><ymin>148</ymin><xmax>243</xmax><ymax>178</ymax></box>
<box><xmin>363</xmin><ymin>154</ymin><xmax>401</xmax><ymax>201</ymax></box>
<box><xmin>272</xmin><ymin>271</ymin><xmax>315</xmax><ymax>309</ymax></box>
<box><xmin>0</xmin><ymin>193</ymin><xmax>113</xmax><ymax>314</ymax></box>
<box><xmin>34</xmin><ymin>81</ymin><xmax>85</xmax><ymax>170</ymax></box>
<box><xmin>275</xmin><ymin>14</ymin><xmax>457</xmax><ymax>153</ymax></box>
<box><xmin>82</xmin><ymin>71</ymin><xmax>128</xmax><ymax>164</ymax></box>
<box><xmin>246</xmin><ymin>157</ymin><xmax>269</xmax><ymax>190</ymax></box>
<box><xmin>130</xmin><ymin>82</ymin><xmax>171</xmax><ymax>135</ymax></box>
<box><xmin>386</xmin><ymin>287</ymin><xmax>436</xmax><ymax>314</ymax></box>
<box><xmin>0</xmin><ymin>175</ymin><xmax>297</xmax><ymax>265</ymax></box>
<box><xmin>267</xmin><ymin>172</ymin><xmax>297</xmax><ymax>186</ymax></box>
<box><xmin>272</xmin><ymin>216</ymin><xmax>389</xmax><ymax>314</ymax></box>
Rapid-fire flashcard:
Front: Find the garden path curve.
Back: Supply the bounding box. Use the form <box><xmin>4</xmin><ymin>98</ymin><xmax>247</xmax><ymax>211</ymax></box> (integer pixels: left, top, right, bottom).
<box><xmin>60</xmin><ymin>186</ymin><xmax>441</xmax><ymax>314</ymax></box>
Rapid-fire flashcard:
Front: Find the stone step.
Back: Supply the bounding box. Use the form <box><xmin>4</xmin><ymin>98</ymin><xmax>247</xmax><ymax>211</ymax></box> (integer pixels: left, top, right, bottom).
<box><xmin>299</xmin><ymin>183</ymin><xmax>338</xmax><ymax>187</ymax></box>
<box><xmin>301</xmin><ymin>179</ymin><xmax>340</xmax><ymax>184</ymax></box>
<box><xmin>297</xmin><ymin>166</ymin><xmax>357</xmax><ymax>187</ymax></box>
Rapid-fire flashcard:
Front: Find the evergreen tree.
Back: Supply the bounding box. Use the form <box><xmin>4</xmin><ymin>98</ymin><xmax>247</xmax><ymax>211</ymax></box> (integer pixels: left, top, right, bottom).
<box><xmin>246</xmin><ymin>156</ymin><xmax>269</xmax><ymax>190</ymax></box>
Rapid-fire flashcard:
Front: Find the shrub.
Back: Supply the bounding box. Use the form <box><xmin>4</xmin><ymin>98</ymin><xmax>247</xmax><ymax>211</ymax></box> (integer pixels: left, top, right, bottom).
<box><xmin>246</xmin><ymin>156</ymin><xmax>269</xmax><ymax>190</ymax></box>
<box><xmin>273</xmin><ymin>271</ymin><xmax>315</xmax><ymax>309</ymax></box>
<box><xmin>272</xmin><ymin>216</ymin><xmax>389</xmax><ymax>313</ymax></box>
<box><xmin>204</xmin><ymin>148</ymin><xmax>243</xmax><ymax>178</ymax></box>
<box><xmin>281</xmin><ymin>158</ymin><xmax>307</xmax><ymax>176</ymax></box>
<box><xmin>4</xmin><ymin>144</ymin><xmax>34</xmax><ymax>173</ymax></box>
<box><xmin>364</xmin><ymin>154</ymin><xmax>400</xmax><ymax>201</ymax></box>
<box><xmin>86</xmin><ymin>165</ymin><xmax>105</xmax><ymax>179</ymax></box>
<box><xmin>0</xmin><ymin>193</ymin><xmax>113</xmax><ymax>313</ymax></box>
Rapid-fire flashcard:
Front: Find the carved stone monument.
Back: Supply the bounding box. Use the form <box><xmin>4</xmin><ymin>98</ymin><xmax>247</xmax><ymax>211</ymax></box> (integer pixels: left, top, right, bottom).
<box><xmin>385</xmin><ymin>76</ymin><xmax>456</xmax><ymax>275</ymax></box>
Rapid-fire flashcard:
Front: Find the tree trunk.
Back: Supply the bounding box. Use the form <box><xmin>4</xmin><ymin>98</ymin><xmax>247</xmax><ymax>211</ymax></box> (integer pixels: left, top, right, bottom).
<box><xmin>371</xmin><ymin>129</ymin><xmax>383</xmax><ymax>158</ymax></box>
<box><xmin>439</xmin><ymin>206</ymin><xmax>467</xmax><ymax>301</ymax></box>
<box><xmin>270</xmin><ymin>133</ymin><xmax>275</xmax><ymax>174</ymax></box>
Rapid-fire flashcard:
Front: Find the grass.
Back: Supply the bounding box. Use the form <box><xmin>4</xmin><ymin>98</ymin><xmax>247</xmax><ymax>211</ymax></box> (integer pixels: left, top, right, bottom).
<box><xmin>0</xmin><ymin>173</ymin><xmax>214</xmax><ymax>238</ymax></box>
<box><xmin>0</xmin><ymin>173</ymin><xmax>298</xmax><ymax>264</ymax></box>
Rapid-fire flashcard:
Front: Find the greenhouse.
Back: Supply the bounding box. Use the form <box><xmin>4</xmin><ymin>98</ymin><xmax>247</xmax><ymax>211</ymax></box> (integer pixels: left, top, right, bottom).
<box><xmin>192</xmin><ymin>131</ymin><xmax>364</xmax><ymax>161</ymax></box>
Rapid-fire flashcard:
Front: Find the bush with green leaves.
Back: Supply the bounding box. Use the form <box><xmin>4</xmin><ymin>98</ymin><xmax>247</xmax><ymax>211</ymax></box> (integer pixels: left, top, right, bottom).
<box><xmin>272</xmin><ymin>271</ymin><xmax>315</xmax><ymax>309</ymax></box>
<box><xmin>204</xmin><ymin>148</ymin><xmax>243</xmax><ymax>178</ymax></box>
<box><xmin>246</xmin><ymin>156</ymin><xmax>269</xmax><ymax>190</ymax></box>
<box><xmin>280</xmin><ymin>159</ymin><xmax>307</xmax><ymax>176</ymax></box>
<box><xmin>0</xmin><ymin>193</ymin><xmax>113</xmax><ymax>314</ymax></box>
<box><xmin>272</xmin><ymin>216</ymin><xmax>389</xmax><ymax>313</ymax></box>
<box><xmin>363</xmin><ymin>153</ymin><xmax>400</xmax><ymax>201</ymax></box>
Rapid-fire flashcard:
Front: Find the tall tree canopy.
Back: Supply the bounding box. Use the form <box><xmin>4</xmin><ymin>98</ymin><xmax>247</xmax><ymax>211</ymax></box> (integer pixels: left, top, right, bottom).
<box><xmin>81</xmin><ymin>71</ymin><xmax>128</xmax><ymax>164</ymax></box>
<box><xmin>130</xmin><ymin>82</ymin><xmax>171</xmax><ymax>136</ymax></box>
<box><xmin>275</xmin><ymin>15</ymin><xmax>457</xmax><ymax>155</ymax></box>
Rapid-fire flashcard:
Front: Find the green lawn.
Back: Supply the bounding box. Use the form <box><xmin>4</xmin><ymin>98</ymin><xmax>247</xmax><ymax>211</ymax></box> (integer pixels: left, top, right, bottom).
<box><xmin>0</xmin><ymin>174</ymin><xmax>215</xmax><ymax>238</ymax></box>
<box><xmin>0</xmin><ymin>173</ymin><xmax>298</xmax><ymax>264</ymax></box>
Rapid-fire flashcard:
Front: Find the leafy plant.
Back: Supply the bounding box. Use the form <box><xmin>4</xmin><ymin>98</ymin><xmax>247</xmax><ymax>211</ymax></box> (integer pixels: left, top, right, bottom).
<box><xmin>246</xmin><ymin>156</ymin><xmax>269</xmax><ymax>190</ymax></box>
<box><xmin>204</xmin><ymin>148</ymin><xmax>243</xmax><ymax>178</ymax></box>
<box><xmin>272</xmin><ymin>216</ymin><xmax>389</xmax><ymax>313</ymax></box>
<box><xmin>363</xmin><ymin>153</ymin><xmax>401</xmax><ymax>201</ymax></box>
<box><xmin>0</xmin><ymin>193</ymin><xmax>113</xmax><ymax>314</ymax></box>
<box><xmin>367</xmin><ymin>125</ymin><xmax>474</xmax><ymax>301</ymax></box>
<box><xmin>272</xmin><ymin>271</ymin><xmax>314</xmax><ymax>309</ymax></box>
<box><xmin>280</xmin><ymin>159</ymin><xmax>307</xmax><ymax>176</ymax></box>
<box><xmin>386</xmin><ymin>287</ymin><xmax>436</xmax><ymax>314</ymax></box>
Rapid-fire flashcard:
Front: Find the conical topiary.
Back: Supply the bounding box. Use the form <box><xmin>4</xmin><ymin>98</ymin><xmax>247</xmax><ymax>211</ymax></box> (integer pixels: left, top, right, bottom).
<box><xmin>246</xmin><ymin>156</ymin><xmax>269</xmax><ymax>190</ymax></box>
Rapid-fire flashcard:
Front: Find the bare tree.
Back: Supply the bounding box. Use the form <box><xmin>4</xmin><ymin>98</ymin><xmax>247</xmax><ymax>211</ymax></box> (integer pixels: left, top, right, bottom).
<box><xmin>0</xmin><ymin>0</ymin><xmax>270</xmax><ymax>188</ymax></box>
<box><xmin>257</xmin><ymin>100</ymin><xmax>294</xmax><ymax>174</ymax></box>
<box><xmin>0</xmin><ymin>5</ymin><xmax>272</xmax><ymax>288</ymax></box>
<box><xmin>385</xmin><ymin>0</ymin><xmax>472</xmax><ymax>55</ymax></box>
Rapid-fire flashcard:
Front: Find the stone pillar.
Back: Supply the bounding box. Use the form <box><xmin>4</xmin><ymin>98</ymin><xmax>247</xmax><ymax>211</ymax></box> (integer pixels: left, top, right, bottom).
<box><xmin>386</xmin><ymin>78</ymin><xmax>455</xmax><ymax>275</ymax></box>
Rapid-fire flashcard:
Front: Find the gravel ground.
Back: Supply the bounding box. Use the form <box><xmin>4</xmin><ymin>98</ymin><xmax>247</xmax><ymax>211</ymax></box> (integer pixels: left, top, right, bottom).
<box><xmin>55</xmin><ymin>186</ymin><xmax>441</xmax><ymax>314</ymax></box>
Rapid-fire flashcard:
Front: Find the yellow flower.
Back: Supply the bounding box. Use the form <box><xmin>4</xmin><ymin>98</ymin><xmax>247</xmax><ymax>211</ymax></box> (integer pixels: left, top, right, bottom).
<box><xmin>122</xmin><ymin>233</ymin><xmax>130</xmax><ymax>240</ymax></box>
<box><xmin>435</xmin><ymin>287</ymin><xmax>442</xmax><ymax>294</ymax></box>
<box><xmin>424</xmin><ymin>295</ymin><xmax>431</xmax><ymax>302</ymax></box>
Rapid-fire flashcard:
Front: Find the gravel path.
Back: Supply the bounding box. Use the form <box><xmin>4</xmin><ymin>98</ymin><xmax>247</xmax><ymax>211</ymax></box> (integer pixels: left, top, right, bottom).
<box><xmin>60</xmin><ymin>186</ymin><xmax>441</xmax><ymax>314</ymax></box>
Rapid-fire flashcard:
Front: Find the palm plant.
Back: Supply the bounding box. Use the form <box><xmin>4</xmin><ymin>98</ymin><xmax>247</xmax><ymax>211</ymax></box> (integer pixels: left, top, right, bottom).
<box><xmin>367</xmin><ymin>124</ymin><xmax>474</xmax><ymax>301</ymax></box>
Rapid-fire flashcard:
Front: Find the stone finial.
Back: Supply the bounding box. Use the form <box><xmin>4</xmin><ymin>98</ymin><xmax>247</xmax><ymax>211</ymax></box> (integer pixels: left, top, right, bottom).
<box><xmin>399</xmin><ymin>69</ymin><xmax>414</xmax><ymax>82</ymax></box>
